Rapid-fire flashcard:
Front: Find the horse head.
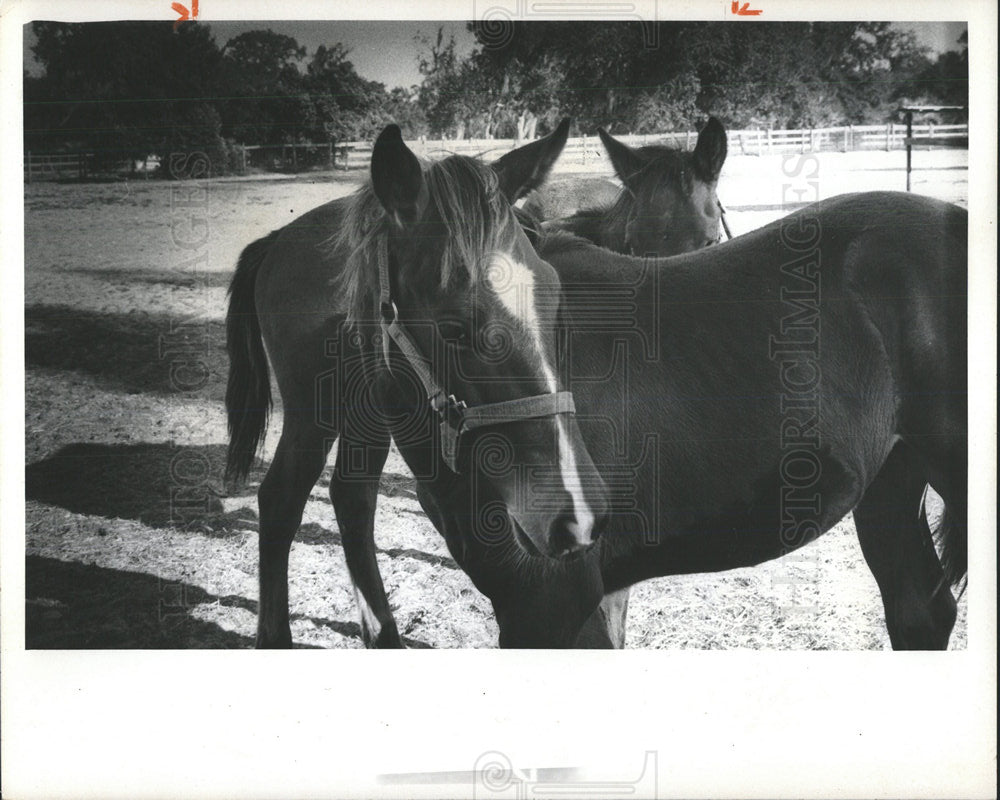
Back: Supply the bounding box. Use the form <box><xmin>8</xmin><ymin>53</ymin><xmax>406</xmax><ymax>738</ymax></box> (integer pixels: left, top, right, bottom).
<box><xmin>367</xmin><ymin>122</ymin><xmax>609</xmax><ymax>558</ymax></box>
<box><xmin>598</xmin><ymin>116</ymin><xmax>728</xmax><ymax>256</ymax></box>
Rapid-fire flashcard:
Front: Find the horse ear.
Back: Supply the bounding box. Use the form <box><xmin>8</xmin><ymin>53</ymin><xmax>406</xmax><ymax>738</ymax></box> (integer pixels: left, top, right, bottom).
<box><xmin>492</xmin><ymin>118</ymin><xmax>571</xmax><ymax>202</ymax></box>
<box><xmin>692</xmin><ymin>117</ymin><xmax>727</xmax><ymax>182</ymax></box>
<box><xmin>371</xmin><ymin>124</ymin><xmax>425</xmax><ymax>223</ymax></box>
<box><xmin>598</xmin><ymin>128</ymin><xmax>647</xmax><ymax>193</ymax></box>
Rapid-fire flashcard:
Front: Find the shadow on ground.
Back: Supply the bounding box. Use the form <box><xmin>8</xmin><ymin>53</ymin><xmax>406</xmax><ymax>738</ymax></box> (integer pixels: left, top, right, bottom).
<box><xmin>26</xmin><ymin>442</ymin><xmax>234</xmax><ymax>529</ymax></box>
<box><xmin>54</xmin><ymin>267</ymin><xmax>234</xmax><ymax>289</ymax></box>
<box><xmin>26</xmin><ymin>555</ymin><xmax>258</xmax><ymax>648</ymax></box>
<box><xmin>25</xmin><ymin>304</ymin><xmax>227</xmax><ymax>399</ymax></box>
<box><xmin>26</xmin><ymin>440</ymin><xmax>444</xmax><ymax>547</ymax></box>
<box><xmin>26</xmin><ymin>556</ymin><xmax>432</xmax><ymax>649</ymax></box>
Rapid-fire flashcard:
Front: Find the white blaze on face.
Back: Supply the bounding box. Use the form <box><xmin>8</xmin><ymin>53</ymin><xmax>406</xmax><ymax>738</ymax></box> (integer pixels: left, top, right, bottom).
<box><xmin>486</xmin><ymin>252</ymin><xmax>595</xmax><ymax>541</ymax></box>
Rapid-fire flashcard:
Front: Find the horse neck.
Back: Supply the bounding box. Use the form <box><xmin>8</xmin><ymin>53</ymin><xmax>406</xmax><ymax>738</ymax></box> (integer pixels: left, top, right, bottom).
<box><xmin>555</xmin><ymin>190</ymin><xmax>632</xmax><ymax>254</ymax></box>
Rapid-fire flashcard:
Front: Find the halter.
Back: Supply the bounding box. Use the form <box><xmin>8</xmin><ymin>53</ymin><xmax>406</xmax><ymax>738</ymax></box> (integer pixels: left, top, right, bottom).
<box><xmin>718</xmin><ymin>199</ymin><xmax>733</xmax><ymax>241</ymax></box>
<box><xmin>376</xmin><ymin>238</ymin><xmax>576</xmax><ymax>473</ymax></box>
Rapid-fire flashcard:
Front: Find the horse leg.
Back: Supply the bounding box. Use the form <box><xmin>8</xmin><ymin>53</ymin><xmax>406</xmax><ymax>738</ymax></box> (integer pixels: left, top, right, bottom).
<box><xmin>853</xmin><ymin>442</ymin><xmax>957</xmax><ymax>650</ymax></box>
<box><xmin>256</xmin><ymin>422</ymin><xmax>332</xmax><ymax>648</ymax></box>
<box><xmin>602</xmin><ymin>589</ymin><xmax>630</xmax><ymax>648</ymax></box>
<box><xmin>329</xmin><ymin>428</ymin><xmax>402</xmax><ymax>648</ymax></box>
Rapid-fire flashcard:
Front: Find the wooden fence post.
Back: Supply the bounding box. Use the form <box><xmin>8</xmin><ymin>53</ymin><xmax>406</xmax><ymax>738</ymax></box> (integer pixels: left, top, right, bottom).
<box><xmin>582</xmin><ymin>134</ymin><xmax>587</xmax><ymax>166</ymax></box>
<box><xmin>767</xmin><ymin>129</ymin><xmax>773</xmax><ymax>154</ymax></box>
<box><xmin>885</xmin><ymin>123</ymin><xmax>892</xmax><ymax>151</ymax></box>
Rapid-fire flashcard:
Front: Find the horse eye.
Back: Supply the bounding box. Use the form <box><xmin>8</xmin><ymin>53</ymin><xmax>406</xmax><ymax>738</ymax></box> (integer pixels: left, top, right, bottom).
<box><xmin>438</xmin><ymin>319</ymin><xmax>470</xmax><ymax>346</ymax></box>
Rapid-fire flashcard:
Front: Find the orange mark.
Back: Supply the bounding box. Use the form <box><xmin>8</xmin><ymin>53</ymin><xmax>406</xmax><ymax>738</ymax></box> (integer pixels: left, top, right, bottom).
<box><xmin>172</xmin><ymin>0</ymin><xmax>199</xmax><ymax>31</ymax></box>
<box><xmin>731</xmin><ymin>1</ymin><xmax>763</xmax><ymax>15</ymax></box>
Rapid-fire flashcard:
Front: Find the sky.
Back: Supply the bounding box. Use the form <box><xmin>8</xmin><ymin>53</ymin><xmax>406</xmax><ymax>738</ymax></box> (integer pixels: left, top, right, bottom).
<box><xmin>24</xmin><ymin>21</ymin><xmax>966</xmax><ymax>89</ymax></box>
<box><xmin>203</xmin><ymin>20</ymin><xmax>477</xmax><ymax>90</ymax></box>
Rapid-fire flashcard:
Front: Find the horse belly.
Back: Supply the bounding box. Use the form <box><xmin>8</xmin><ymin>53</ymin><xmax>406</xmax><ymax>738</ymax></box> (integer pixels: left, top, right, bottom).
<box><xmin>644</xmin><ymin>445</ymin><xmax>865</xmax><ymax>577</ymax></box>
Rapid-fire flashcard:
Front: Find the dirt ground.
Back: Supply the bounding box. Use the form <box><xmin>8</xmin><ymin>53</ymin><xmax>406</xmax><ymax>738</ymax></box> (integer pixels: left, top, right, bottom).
<box><xmin>23</xmin><ymin>150</ymin><xmax>968</xmax><ymax>649</ymax></box>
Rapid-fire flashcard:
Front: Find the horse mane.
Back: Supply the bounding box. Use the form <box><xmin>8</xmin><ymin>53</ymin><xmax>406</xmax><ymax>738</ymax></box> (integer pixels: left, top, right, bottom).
<box><xmin>331</xmin><ymin>155</ymin><xmax>514</xmax><ymax>324</ymax></box>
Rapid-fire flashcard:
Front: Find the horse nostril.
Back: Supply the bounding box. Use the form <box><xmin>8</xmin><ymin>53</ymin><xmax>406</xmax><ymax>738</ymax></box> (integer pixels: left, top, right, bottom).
<box><xmin>548</xmin><ymin>512</ymin><xmax>591</xmax><ymax>556</ymax></box>
<box><xmin>590</xmin><ymin>508</ymin><xmax>608</xmax><ymax>540</ymax></box>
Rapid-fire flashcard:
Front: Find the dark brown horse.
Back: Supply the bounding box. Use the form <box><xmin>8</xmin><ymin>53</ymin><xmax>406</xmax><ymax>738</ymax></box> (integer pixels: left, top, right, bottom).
<box><xmin>367</xmin><ymin>188</ymin><xmax>968</xmax><ymax>650</ymax></box>
<box><xmin>462</xmin><ymin>188</ymin><xmax>968</xmax><ymax>649</ymax></box>
<box><xmin>229</xmin><ymin>123</ymin><xmax>966</xmax><ymax>649</ymax></box>
<box><xmin>540</xmin><ymin>117</ymin><xmax>729</xmax><ymax>256</ymax></box>
<box><xmin>528</xmin><ymin>190</ymin><xmax>967</xmax><ymax>649</ymax></box>
<box><xmin>227</xmin><ymin>121</ymin><xmax>618</xmax><ymax>648</ymax></box>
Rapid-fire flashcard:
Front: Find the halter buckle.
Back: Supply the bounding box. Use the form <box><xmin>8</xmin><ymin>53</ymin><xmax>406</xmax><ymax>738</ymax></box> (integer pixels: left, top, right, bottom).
<box><xmin>432</xmin><ymin>394</ymin><xmax>468</xmax><ymax>473</ymax></box>
<box><xmin>431</xmin><ymin>393</ymin><xmax>467</xmax><ymax>419</ymax></box>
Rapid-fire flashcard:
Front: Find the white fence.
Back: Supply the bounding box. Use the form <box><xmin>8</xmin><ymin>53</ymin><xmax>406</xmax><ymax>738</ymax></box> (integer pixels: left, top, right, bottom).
<box><xmin>24</xmin><ymin>123</ymin><xmax>968</xmax><ymax>181</ymax></box>
<box><xmin>334</xmin><ymin>123</ymin><xmax>968</xmax><ymax>170</ymax></box>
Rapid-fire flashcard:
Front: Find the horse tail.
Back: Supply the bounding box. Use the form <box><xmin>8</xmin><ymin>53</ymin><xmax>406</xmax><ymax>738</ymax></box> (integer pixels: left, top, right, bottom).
<box><xmin>225</xmin><ymin>230</ymin><xmax>279</xmax><ymax>483</ymax></box>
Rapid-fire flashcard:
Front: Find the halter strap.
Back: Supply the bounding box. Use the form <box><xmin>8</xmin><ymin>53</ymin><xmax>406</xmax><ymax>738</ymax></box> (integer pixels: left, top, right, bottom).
<box><xmin>718</xmin><ymin>199</ymin><xmax>733</xmax><ymax>241</ymax></box>
<box><xmin>374</xmin><ymin>238</ymin><xmax>576</xmax><ymax>473</ymax></box>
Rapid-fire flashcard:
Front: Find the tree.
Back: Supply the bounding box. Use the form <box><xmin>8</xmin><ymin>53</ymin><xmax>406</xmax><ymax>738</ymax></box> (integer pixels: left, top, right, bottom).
<box><xmin>416</xmin><ymin>28</ymin><xmax>468</xmax><ymax>137</ymax></box>
<box><xmin>27</xmin><ymin>21</ymin><xmax>223</xmax><ymax>166</ymax></box>
<box><xmin>414</xmin><ymin>21</ymin><xmax>946</xmax><ymax>137</ymax></box>
<box><xmin>902</xmin><ymin>31</ymin><xmax>968</xmax><ymax>111</ymax></box>
<box><xmin>217</xmin><ymin>29</ymin><xmax>310</xmax><ymax>144</ymax></box>
<box><xmin>377</xmin><ymin>87</ymin><xmax>428</xmax><ymax>139</ymax></box>
<box><xmin>304</xmin><ymin>44</ymin><xmax>387</xmax><ymax>142</ymax></box>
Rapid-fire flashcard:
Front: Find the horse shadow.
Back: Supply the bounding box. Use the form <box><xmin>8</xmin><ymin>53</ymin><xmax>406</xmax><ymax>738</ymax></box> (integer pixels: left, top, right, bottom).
<box><xmin>26</xmin><ymin>556</ymin><xmax>427</xmax><ymax>648</ymax></box>
<box><xmin>53</xmin><ymin>267</ymin><xmax>234</xmax><ymax>289</ymax></box>
<box><xmin>26</xmin><ymin>555</ymin><xmax>261</xmax><ymax>648</ymax></box>
<box><xmin>27</xmin><ymin>556</ymin><xmax>433</xmax><ymax>649</ymax></box>
<box><xmin>26</xmin><ymin>441</ymin><xmax>238</xmax><ymax>531</ymax></box>
<box><xmin>26</xmin><ymin>442</ymin><xmax>436</xmax><ymax>544</ymax></box>
<box><xmin>25</xmin><ymin>304</ymin><xmax>228</xmax><ymax>401</ymax></box>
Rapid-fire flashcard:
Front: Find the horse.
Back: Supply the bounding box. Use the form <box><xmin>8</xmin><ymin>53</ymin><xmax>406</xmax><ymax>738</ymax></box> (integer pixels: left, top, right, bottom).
<box><xmin>538</xmin><ymin>117</ymin><xmax>729</xmax><ymax>257</ymax></box>
<box><xmin>229</xmin><ymin>123</ymin><xmax>967</xmax><ymax>650</ymax></box>
<box><xmin>350</xmin><ymin>188</ymin><xmax>968</xmax><ymax>650</ymax></box>
<box><xmin>522</xmin><ymin>190</ymin><xmax>967</xmax><ymax>650</ymax></box>
<box><xmin>226</xmin><ymin>121</ymin><xmax>620</xmax><ymax>648</ymax></box>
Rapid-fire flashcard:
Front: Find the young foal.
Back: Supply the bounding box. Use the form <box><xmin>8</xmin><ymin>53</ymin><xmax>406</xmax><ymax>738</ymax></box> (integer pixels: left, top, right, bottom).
<box><xmin>227</xmin><ymin>122</ymin><xmax>614</xmax><ymax>648</ymax></box>
<box><xmin>542</xmin><ymin>117</ymin><xmax>729</xmax><ymax>257</ymax></box>
<box><xmin>530</xmin><ymin>191</ymin><xmax>968</xmax><ymax>649</ymax></box>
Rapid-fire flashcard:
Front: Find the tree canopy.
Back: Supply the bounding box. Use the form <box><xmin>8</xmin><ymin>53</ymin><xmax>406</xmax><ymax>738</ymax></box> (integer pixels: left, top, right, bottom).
<box><xmin>24</xmin><ymin>20</ymin><xmax>968</xmax><ymax>170</ymax></box>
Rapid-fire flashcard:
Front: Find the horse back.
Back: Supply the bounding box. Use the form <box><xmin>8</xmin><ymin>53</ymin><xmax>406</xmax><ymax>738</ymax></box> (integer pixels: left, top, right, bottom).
<box><xmin>253</xmin><ymin>197</ymin><xmax>353</xmax><ymax>344</ymax></box>
<box><xmin>544</xmin><ymin>192</ymin><xmax>967</xmax><ymax>573</ymax></box>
